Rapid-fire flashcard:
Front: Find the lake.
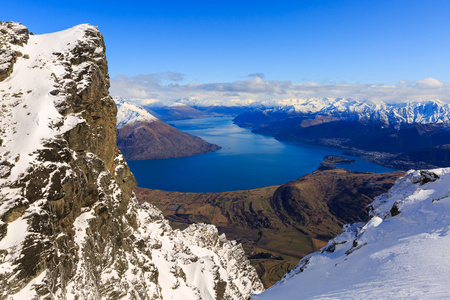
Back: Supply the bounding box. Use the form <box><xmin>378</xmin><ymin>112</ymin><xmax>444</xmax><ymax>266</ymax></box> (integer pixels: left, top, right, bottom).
<box><xmin>127</xmin><ymin>117</ymin><xmax>395</xmax><ymax>192</ymax></box>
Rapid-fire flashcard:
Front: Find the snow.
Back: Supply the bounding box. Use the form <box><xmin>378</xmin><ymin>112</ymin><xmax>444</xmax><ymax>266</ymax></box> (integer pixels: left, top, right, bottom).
<box><xmin>73</xmin><ymin>210</ymin><xmax>95</xmax><ymax>248</ymax></box>
<box><xmin>135</xmin><ymin>204</ymin><xmax>264</xmax><ymax>299</ymax></box>
<box><xmin>114</xmin><ymin>97</ymin><xmax>157</xmax><ymax>128</ymax></box>
<box><xmin>253</xmin><ymin>168</ymin><xmax>450</xmax><ymax>299</ymax></box>
<box><xmin>0</xmin><ymin>24</ymin><xmax>89</xmax><ymax>185</ymax></box>
<box><xmin>11</xmin><ymin>270</ymin><xmax>47</xmax><ymax>299</ymax></box>
<box><xmin>145</xmin><ymin>96</ymin><xmax>450</xmax><ymax>127</ymax></box>
<box><xmin>0</xmin><ymin>25</ymin><xmax>95</xmax><ymax>285</ymax></box>
<box><xmin>0</xmin><ymin>216</ymin><xmax>28</xmax><ymax>250</ymax></box>
<box><xmin>0</xmin><ymin>23</ymin><xmax>264</xmax><ymax>299</ymax></box>
<box><xmin>0</xmin><ymin>215</ymin><xmax>29</xmax><ymax>274</ymax></box>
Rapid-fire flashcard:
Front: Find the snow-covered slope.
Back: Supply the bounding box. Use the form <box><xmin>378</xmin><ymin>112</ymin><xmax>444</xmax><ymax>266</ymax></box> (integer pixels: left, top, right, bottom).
<box><xmin>115</xmin><ymin>97</ymin><xmax>157</xmax><ymax>128</ymax></box>
<box><xmin>0</xmin><ymin>22</ymin><xmax>263</xmax><ymax>299</ymax></box>
<box><xmin>0</xmin><ymin>22</ymin><xmax>86</xmax><ymax>185</ymax></box>
<box><xmin>253</xmin><ymin>168</ymin><xmax>450</xmax><ymax>299</ymax></box>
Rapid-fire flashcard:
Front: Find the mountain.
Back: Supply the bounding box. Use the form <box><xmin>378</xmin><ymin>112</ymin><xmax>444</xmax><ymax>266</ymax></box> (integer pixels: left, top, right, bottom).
<box><xmin>115</xmin><ymin>98</ymin><xmax>221</xmax><ymax>160</ymax></box>
<box><xmin>132</xmin><ymin>98</ymin><xmax>450</xmax><ymax>167</ymax></box>
<box><xmin>135</xmin><ymin>164</ymin><xmax>404</xmax><ymax>288</ymax></box>
<box><xmin>262</xmin><ymin>98</ymin><xmax>450</xmax><ymax>128</ymax></box>
<box><xmin>142</xmin><ymin>97</ymin><xmax>450</xmax><ymax>128</ymax></box>
<box><xmin>253</xmin><ymin>168</ymin><xmax>450</xmax><ymax>299</ymax></box>
<box><xmin>146</xmin><ymin>103</ymin><xmax>250</xmax><ymax>121</ymax></box>
<box><xmin>232</xmin><ymin>98</ymin><xmax>450</xmax><ymax>131</ymax></box>
<box><xmin>231</xmin><ymin>99</ymin><xmax>450</xmax><ymax>169</ymax></box>
<box><xmin>115</xmin><ymin>97</ymin><xmax>158</xmax><ymax>126</ymax></box>
<box><xmin>0</xmin><ymin>22</ymin><xmax>263</xmax><ymax>299</ymax></box>
<box><xmin>147</xmin><ymin>103</ymin><xmax>210</xmax><ymax>121</ymax></box>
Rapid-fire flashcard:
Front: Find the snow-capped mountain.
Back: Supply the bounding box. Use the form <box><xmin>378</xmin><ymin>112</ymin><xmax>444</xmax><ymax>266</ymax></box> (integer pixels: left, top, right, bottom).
<box><xmin>258</xmin><ymin>98</ymin><xmax>450</xmax><ymax>127</ymax></box>
<box><xmin>0</xmin><ymin>21</ymin><xmax>262</xmax><ymax>299</ymax></box>
<box><xmin>253</xmin><ymin>168</ymin><xmax>450</xmax><ymax>299</ymax></box>
<box><xmin>115</xmin><ymin>97</ymin><xmax>158</xmax><ymax>128</ymax></box>
<box><xmin>153</xmin><ymin>97</ymin><xmax>450</xmax><ymax>128</ymax></box>
<box><xmin>114</xmin><ymin>97</ymin><xmax>220</xmax><ymax>160</ymax></box>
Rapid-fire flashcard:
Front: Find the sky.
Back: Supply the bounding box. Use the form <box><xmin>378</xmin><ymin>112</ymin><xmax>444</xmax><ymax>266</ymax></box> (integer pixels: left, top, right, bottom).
<box><xmin>2</xmin><ymin>0</ymin><xmax>450</xmax><ymax>104</ymax></box>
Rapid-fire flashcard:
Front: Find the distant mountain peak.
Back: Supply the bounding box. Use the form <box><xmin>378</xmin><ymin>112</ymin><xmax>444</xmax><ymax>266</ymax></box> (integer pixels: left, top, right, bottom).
<box><xmin>114</xmin><ymin>97</ymin><xmax>158</xmax><ymax>127</ymax></box>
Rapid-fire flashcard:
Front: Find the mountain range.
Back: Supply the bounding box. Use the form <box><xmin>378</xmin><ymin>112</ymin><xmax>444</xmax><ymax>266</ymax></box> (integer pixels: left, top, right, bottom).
<box><xmin>3</xmin><ymin>20</ymin><xmax>450</xmax><ymax>299</ymax></box>
<box><xmin>137</xmin><ymin>97</ymin><xmax>450</xmax><ymax>169</ymax></box>
<box><xmin>228</xmin><ymin>100</ymin><xmax>450</xmax><ymax>169</ymax></box>
<box><xmin>144</xmin><ymin>97</ymin><xmax>450</xmax><ymax>127</ymax></box>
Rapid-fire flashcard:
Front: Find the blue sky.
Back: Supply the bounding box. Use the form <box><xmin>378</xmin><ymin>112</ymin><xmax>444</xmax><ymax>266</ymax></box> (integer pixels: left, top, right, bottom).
<box><xmin>3</xmin><ymin>0</ymin><xmax>450</xmax><ymax>103</ymax></box>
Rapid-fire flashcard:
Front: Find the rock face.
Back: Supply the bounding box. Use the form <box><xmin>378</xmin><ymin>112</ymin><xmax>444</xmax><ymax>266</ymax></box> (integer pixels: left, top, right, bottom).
<box><xmin>0</xmin><ymin>22</ymin><xmax>29</xmax><ymax>81</ymax></box>
<box><xmin>0</xmin><ymin>22</ymin><xmax>263</xmax><ymax>299</ymax></box>
<box><xmin>115</xmin><ymin>98</ymin><xmax>221</xmax><ymax>160</ymax></box>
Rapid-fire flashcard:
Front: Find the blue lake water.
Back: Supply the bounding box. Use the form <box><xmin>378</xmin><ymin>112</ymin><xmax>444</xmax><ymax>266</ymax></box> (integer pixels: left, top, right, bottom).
<box><xmin>127</xmin><ymin>117</ymin><xmax>395</xmax><ymax>192</ymax></box>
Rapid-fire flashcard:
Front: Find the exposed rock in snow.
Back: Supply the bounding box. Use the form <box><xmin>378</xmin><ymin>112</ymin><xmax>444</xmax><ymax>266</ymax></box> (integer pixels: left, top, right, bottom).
<box><xmin>253</xmin><ymin>168</ymin><xmax>450</xmax><ymax>299</ymax></box>
<box><xmin>0</xmin><ymin>22</ymin><xmax>263</xmax><ymax>299</ymax></box>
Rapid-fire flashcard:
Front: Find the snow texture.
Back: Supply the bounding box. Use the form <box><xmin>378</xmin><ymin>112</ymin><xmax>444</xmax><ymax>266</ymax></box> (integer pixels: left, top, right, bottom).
<box><xmin>254</xmin><ymin>168</ymin><xmax>450</xmax><ymax>299</ymax></box>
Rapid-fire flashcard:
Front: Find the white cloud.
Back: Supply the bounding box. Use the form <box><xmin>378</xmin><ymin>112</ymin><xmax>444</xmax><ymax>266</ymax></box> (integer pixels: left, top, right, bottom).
<box><xmin>416</xmin><ymin>77</ymin><xmax>444</xmax><ymax>88</ymax></box>
<box><xmin>110</xmin><ymin>73</ymin><xmax>450</xmax><ymax>106</ymax></box>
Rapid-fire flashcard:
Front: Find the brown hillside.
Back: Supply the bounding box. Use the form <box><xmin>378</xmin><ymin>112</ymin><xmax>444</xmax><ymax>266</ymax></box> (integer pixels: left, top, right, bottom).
<box><xmin>135</xmin><ymin>168</ymin><xmax>405</xmax><ymax>287</ymax></box>
<box><xmin>117</xmin><ymin>120</ymin><xmax>220</xmax><ymax>160</ymax></box>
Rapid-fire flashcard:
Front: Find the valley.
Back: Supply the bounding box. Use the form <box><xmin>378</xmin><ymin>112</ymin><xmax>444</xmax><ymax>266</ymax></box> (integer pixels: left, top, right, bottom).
<box><xmin>143</xmin><ymin>98</ymin><xmax>450</xmax><ymax>170</ymax></box>
<box><xmin>1</xmin><ymin>2</ymin><xmax>449</xmax><ymax>297</ymax></box>
<box><xmin>135</xmin><ymin>166</ymin><xmax>405</xmax><ymax>287</ymax></box>
<box><xmin>126</xmin><ymin>117</ymin><xmax>395</xmax><ymax>192</ymax></box>
<box><xmin>117</xmin><ymin>96</ymin><xmax>449</xmax><ymax>292</ymax></box>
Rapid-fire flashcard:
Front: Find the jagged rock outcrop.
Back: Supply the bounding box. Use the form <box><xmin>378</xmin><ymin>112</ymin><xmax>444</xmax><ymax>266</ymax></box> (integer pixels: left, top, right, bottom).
<box><xmin>0</xmin><ymin>22</ymin><xmax>263</xmax><ymax>299</ymax></box>
<box><xmin>0</xmin><ymin>22</ymin><xmax>29</xmax><ymax>82</ymax></box>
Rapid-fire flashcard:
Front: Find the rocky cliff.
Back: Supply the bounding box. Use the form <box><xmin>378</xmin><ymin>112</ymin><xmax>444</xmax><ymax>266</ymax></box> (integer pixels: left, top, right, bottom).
<box><xmin>0</xmin><ymin>21</ymin><xmax>263</xmax><ymax>299</ymax></box>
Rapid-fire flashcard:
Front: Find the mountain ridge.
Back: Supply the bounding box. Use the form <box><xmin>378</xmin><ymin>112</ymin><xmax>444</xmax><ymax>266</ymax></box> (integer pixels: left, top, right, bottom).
<box><xmin>253</xmin><ymin>168</ymin><xmax>450</xmax><ymax>299</ymax></box>
<box><xmin>141</xmin><ymin>97</ymin><xmax>450</xmax><ymax>128</ymax></box>
<box><xmin>0</xmin><ymin>22</ymin><xmax>263</xmax><ymax>299</ymax></box>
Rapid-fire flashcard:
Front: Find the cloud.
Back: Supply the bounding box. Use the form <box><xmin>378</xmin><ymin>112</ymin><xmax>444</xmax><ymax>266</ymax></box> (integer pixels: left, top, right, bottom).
<box><xmin>110</xmin><ymin>74</ymin><xmax>450</xmax><ymax>107</ymax></box>
<box><xmin>248</xmin><ymin>73</ymin><xmax>265</xmax><ymax>79</ymax></box>
<box><xmin>416</xmin><ymin>77</ymin><xmax>443</xmax><ymax>88</ymax></box>
<box><xmin>165</xmin><ymin>71</ymin><xmax>184</xmax><ymax>82</ymax></box>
